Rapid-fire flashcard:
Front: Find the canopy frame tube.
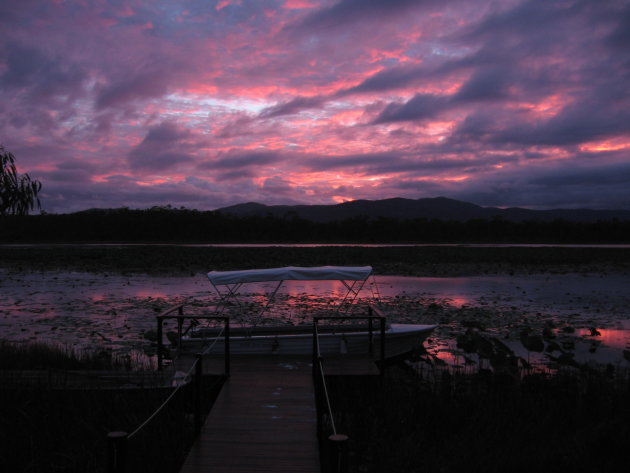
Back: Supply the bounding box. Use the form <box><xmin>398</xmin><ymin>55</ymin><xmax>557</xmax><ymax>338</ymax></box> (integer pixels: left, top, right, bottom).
<box><xmin>206</xmin><ymin>266</ymin><xmax>373</xmax><ymax>328</ymax></box>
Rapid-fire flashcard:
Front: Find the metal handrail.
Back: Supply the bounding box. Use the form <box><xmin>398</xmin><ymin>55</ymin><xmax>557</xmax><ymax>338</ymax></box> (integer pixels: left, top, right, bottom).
<box><xmin>107</xmin><ymin>353</ymin><xmax>215</xmax><ymax>473</ymax></box>
<box><xmin>312</xmin><ymin>313</ymin><xmax>386</xmax><ymax>473</ymax></box>
<box><xmin>313</xmin><ymin>323</ymin><xmax>339</xmax><ymax>435</ymax></box>
<box><xmin>313</xmin><ymin>314</ymin><xmax>387</xmax><ymax>367</ymax></box>
<box><xmin>127</xmin><ymin>356</ymin><xmax>197</xmax><ymax>440</ymax></box>
<box><xmin>108</xmin><ymin>307</ymin><xmax>232</xmax><ymax>472</ymax></box>
<box><xmin>156</xmin><ymin>309</ymin><xmax>230</xmax><ymax>373</ymax></box>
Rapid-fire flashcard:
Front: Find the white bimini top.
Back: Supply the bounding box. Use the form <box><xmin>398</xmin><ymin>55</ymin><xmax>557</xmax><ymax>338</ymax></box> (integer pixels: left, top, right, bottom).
<box><xmin>207</xmin><ymin>265</ymin><xmax>373</xmax><ymax>285</ymax></box>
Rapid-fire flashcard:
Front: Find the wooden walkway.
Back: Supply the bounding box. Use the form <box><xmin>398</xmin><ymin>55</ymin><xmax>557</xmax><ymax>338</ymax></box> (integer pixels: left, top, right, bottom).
<box><xmin>178</xmin><ymin>356</ymin><xmax>320</xmax><ymax>473</ymax></box>
<box><xmin>177</xmin><ymin>355</ymin><xmax>379</xmax><ymax>473</ymax></box>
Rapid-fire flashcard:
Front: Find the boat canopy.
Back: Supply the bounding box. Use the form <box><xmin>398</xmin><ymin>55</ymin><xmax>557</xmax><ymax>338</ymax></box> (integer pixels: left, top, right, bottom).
<box><xmin>207</xmin><ymin>265</ymin><xmax>373</xmax><ymax>286</ymax></box>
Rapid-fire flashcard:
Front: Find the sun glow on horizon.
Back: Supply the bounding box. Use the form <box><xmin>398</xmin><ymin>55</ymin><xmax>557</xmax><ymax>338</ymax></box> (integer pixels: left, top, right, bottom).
<box><xmin>579</xmin><ymin>139</ymin><xmax>630</xmax><ymax>153</ymax></box>
<box><xmin>332</xmin><ymin>195</ymin><xmax>355</xmax><ymax>203</ymax></box>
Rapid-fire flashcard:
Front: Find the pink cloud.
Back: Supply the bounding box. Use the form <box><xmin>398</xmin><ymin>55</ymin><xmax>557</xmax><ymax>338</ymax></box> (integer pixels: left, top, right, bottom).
<box><xmin>1</xmin><ymin>0</ymin><xmax>629</xmax><ymax>213</ymax></box>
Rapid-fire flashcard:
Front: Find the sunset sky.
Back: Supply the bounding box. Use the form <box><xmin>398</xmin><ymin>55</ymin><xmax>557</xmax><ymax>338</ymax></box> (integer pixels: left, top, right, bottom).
<box><xmin>1</xmin><ymin>0</ymin><xmax>629</xmax><ymax>213</ymax></box>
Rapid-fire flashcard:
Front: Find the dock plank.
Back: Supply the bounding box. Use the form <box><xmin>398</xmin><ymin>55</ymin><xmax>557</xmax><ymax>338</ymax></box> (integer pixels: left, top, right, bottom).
<box><xmin>178</xmin><ymin>356</ymin><xmax>320</xmax><ymax>473</ymax></box>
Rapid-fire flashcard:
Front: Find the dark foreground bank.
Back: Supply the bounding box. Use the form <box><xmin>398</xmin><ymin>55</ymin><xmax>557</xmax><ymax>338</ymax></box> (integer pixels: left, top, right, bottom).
<box><xmin>2</xmin><ymin>244</ymin><xmax>630</xmax><ymax>276</ymax></box>
<box><xmin>329</xmin><ymin>365</ymin><xmax>630</xmax><ymax>473</ymax></box>
<box><xmin>0</xmin><ymin>343</ymin><xmax>223</xmax><ymax>473</ymax></box>
<box><xmin>4</xmin><ymin>341</ymin><xmax>629</xmax><ymax>473</ymax></box>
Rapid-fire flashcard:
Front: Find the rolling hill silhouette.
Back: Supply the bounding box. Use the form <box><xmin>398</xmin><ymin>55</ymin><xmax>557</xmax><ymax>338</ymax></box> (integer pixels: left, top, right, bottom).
<box><xmin>217</xmin><ymin>197</ymin><xmax>630</xmax><ymax>222</ymax></box>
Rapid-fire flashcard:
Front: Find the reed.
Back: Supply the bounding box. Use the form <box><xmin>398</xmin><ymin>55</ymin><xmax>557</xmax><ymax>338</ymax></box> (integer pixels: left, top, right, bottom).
<box><xmin>0</xmin><ymin>342</ymin><xmax>223</xmax><ymax>473</ymax></box>
<box><xmin>327</xmin><ymin>364</ymin><xmax>630</xmax><ymax>473</ymax></box>
<box><xmin>0</xmin><ymin>340</ymin><xmax>146</xmax><ymax>370</ymax></box>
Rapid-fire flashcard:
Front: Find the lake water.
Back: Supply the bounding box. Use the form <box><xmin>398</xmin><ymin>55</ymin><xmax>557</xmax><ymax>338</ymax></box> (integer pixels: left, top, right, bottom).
<box><xmin>1</xmin><ymin>269</ymin><xmax>629</xmax><ymax>368</ymax></box>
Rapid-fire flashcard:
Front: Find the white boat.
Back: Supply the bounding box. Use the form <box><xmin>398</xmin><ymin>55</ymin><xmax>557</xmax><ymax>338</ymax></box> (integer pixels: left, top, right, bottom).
<box><xmin>179</xmin><ymin>265</ymin><xmax>436</xmax><ymax>359</ymax></box>
<box><xmin>184</xmin><ymin>322</ymin><xmax>435</xmax><ymax>359</ymax></box>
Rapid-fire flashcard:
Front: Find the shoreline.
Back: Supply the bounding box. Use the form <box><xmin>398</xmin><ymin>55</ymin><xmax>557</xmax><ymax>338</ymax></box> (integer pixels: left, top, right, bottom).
<box><xmin>1</xmin><ymin>244</ymin><xmax>630</xmax><ymax>277</ymax></box>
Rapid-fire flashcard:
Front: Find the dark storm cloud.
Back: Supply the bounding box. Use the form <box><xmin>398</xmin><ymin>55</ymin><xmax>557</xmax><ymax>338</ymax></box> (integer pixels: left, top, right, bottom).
<box><xmin>530</xmin><ymin>161</ymin><xmax>630</xmax><ymax>187</ymax></box>
<box><xmin>128</xmin><ymin>122</ymin><xmax>195</xmax><ymax>172</ymax></box>
<box><xmin>0</xmin><ymin>41</ymin><xmax>86</xmax><ymax>101</ymax></box>
<box><xmin>303</xmin><ymin>150</ymin><xmax>511</xmax><ymax>177</ymax></box>
<box><xmin>261</xmin><ymin>176</ymin><xmax>295</xmax><ymax>196</ymax></box>
<box><xmin>39</xmin><ymin>176</ymin><xmax>224</xmax><ymax>213</ymax></box>
<box><xmin>373</xmin><ymin>0</ymin><xmax>630</xmax><ymax>151</ymax></box>
<box><xmin>95</xmin><ymin>73</ymin><xmax>173</xmax><ymax>110</ymax></box>
<box><xmin>373</xmin><ymin>93</ymin><xmax>449</xmax><ymax>124</ymax></box>
<box><xmin>199</xmin><ymin>150</ymin><xmax>284</xmax><ymax>171</ymax></box>
<box><xmin>606</xmin><ymin>5</ymin><xmax>630</xmax><ymax>48</ymax></box>
<box><xmin>304</xmin><ymin>152</ymin><xmax>401</xmax><ymax>171</ymax></box>
<box><xmin>458</xmin><ymin>90</ymin><xmax>630</xmax><ymax>148</ymax></box>
<box><xmin>298</xmin><ymin>0</ymin><xmax>425</xmax><ymax>30</ymax></box>
<box><xmin>452</xmin><ymin>68</ymin><xmax>512</xmax><ymax>103</ymax></box>
<box><xmin>500</xmin><ymin>111</ymin><xmax>630</xmax><ymax>147</ymax></box>
<box><xmin>260</xmin><ymin>96</ymin><xmax>327</xmax><ymax>118</ymax></box>
<box><xmin>449</xmin><ymin>160</ymin><xmax>630</xmax><ymax>211</ymax></box>
<box><xmin>341</xmin><ymin>65</ymin><xmax>428</xmax><ymax>95</ymax></box>
<box><xmin>38</xmin><ymin>160</ymin><xmax>97</xmax><ymax>185</ymax></box>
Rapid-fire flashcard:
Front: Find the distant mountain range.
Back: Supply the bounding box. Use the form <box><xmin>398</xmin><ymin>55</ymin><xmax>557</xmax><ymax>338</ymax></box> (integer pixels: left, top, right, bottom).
<box><xmin>216</xmin><ymin>197</ymin><xmax>630</xmax><ymax>223</ymax></box>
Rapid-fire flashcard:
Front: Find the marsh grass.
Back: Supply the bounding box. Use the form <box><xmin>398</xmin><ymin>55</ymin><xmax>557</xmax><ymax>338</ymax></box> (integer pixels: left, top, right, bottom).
<box><xmin>0</xmin><ymin>342</ymin><xmax>223</xmax><ymax>473</ymax></box>
<box><xmin>327</xmin><ymin>364</ymin><xmax>630</xmax><ymax>473</ymax></box>
<box><xmin>0</xmin><ymin>340</ymin><xmax>146</xmax><ymax>370</ymax></box>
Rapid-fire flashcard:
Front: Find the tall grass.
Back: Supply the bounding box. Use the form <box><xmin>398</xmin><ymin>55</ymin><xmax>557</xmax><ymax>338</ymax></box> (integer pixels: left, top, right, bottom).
<box><xmin>327</xmin><ymin>364</ymin><xmax>630</xmax><ymax>473</ymax></box>
<box><xmin>0</xmin><ymin>340</ymin><xmax>147</xmax><ymax>371</ymax></box>
<box><xmin>0</xmin><ymin>341</ymin><xmax>224</xmax><ymax>473</ymax></box>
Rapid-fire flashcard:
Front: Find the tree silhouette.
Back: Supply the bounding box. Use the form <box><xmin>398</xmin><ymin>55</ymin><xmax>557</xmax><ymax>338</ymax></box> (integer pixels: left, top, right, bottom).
<box><xmin>0</xmin><ymin>145</ymin><xmax>42</xmax><ymax>216</ymax></box>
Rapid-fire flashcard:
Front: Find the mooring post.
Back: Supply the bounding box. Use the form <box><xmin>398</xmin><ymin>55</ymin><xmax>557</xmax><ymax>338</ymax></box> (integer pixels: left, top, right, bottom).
<box><xmin>328</xmin><ymin>433</ymin><xmax>349</xmax><ymax>473</ymax></box>
<box><xmin>194</xmin><ymin>353</ymin><xmax>203</xmax><ymax>436</ymax></box>
<box><xmin>107</xmin><ymin>431</ymin><xmax>128</xmax><ymax>473</ymax></box>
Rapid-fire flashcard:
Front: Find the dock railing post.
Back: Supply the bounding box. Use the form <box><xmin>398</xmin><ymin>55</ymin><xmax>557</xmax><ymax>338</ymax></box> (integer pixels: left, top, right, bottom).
<box><xmin>107</xmin><ymin>431</ymin><xmax>128</xmax><ymax>473</ymax></box>
<box><xmin>312</xmin><ymin>318</ymin><xmax>319</xmax><ymax>372</ymax></box>
<box><xmin>328</xmin><ymin>433</ymin><xmax>349</xmax><ymax>473</ymax></box>
<box><xmin>157</xmin><ymin>317</ymin><xmax>163</xmax><ymax>371</ymax></box>
<box><xmin>177</xmin><ymin>317</ymin><xmax>183</xmax><ymax>356</ymax></box>
<box><xmin>224</xmin><ymin>317</ymin><xmax>230</xmax><ymax>377</ymax></box>
<box><xmin>379</xmin><ymin>317</ymin><xmax>386</xmax><ymax>373</ymax></box>
<box><xmin>194</xmin><ymin>353</ymin><xmax>203</xmax><ymax>436</ymax></box>
<box><xmin>312</xmin><ymin>319</ymin><xmax>321</xmax><ymax>440</ymax></box>
<box><xmin>316</xmin><ymin>355</ymin><xmax>324</xmax><ymax>444</ymax></box>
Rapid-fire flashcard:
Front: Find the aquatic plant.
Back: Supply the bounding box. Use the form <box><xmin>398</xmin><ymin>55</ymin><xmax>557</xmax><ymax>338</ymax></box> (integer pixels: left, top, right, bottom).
<box><xmin>328</xmin><ymin>363</ymin><xmax>630</xmax><ymax>473</ymax></box>
<box><xmin>0</xmin><ymin>342</ymin><xmax>223</xmax><ymax>473</ymax></box>
<box><xmin>0</xmin><ymin>340</ymin><xmax>146</xmax><ymax>370</ymax></box>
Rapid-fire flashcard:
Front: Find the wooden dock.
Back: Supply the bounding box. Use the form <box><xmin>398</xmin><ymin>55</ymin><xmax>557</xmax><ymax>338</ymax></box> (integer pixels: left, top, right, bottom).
<box><xmin>177</xmin><ymin>355</ymin><xmax>379</xmax><ymax>473</ymax></box>
<box><xmin>179</xmin><ymin>356</ymin><xmax>319</xmax><ymax>473</ymax></box>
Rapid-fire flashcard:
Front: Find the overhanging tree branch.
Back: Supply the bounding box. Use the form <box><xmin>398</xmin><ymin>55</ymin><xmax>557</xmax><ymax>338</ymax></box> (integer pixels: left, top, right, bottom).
<box><xmin>1</xmin><ymin>145</ymin><xmax>42</xmax><ymax>216</ymax></box>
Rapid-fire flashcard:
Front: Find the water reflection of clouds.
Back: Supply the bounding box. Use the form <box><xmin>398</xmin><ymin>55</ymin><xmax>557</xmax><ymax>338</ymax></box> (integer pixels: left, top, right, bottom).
<box><xmin>444</xmin><ymin>297</ymin><xmax>471</xmax><ymax>308</ymax></box>
<box><xmin>131</xmin><ymin>290</ymin><xmax>168</xmax><ymax>299</ymax></box>
<box><xmin>576</xmin><ymin>327</ymin><xmax>630</xmax><ymax>351</ymax></box>
<box><xmin>2</xmin><ymin>271</ymin><xmax>630</xmax><ymax>366</ymax></box>
<box><xmin>235</xmin><ymin>280</ymin><xmax>361</xmax><ymax>299</ymax></box>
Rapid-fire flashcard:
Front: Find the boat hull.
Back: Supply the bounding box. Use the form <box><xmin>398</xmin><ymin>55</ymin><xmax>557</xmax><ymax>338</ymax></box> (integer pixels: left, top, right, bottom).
<box><xmin>181</xmin><ymin>323</ymin><xmax>436</xmax><ymax>359</ymax></box>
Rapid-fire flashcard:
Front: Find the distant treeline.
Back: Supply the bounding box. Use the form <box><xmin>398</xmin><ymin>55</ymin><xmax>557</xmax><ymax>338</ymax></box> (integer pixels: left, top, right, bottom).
<box><xmin>1</xmin><ymin>206</ymin><xmax>630</xmax><ymax>243</ymax></box>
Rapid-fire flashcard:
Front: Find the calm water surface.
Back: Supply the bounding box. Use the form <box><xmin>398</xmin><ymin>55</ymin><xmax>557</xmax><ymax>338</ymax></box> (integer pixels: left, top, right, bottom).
<box><xmin>1</xmin><ymin>270</ymin><xmax>629</xmax><ymax>367</ymax></box>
